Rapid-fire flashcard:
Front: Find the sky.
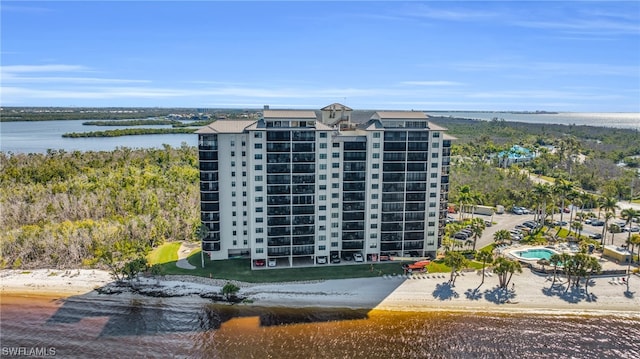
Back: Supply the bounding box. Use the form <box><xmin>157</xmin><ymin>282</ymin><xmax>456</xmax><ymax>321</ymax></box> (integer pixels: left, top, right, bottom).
<box><xmin>1</xmin><ymin>1</ymin><xmax>639</xmax><ymax>112</ymax></box>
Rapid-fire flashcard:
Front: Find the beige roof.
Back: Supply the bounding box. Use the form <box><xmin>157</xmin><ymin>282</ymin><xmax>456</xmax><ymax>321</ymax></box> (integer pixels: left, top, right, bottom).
<box><xmin>321</xmin><ymin>103</ymin><xmax>353</xmax><ymax>111</ymax></box>
<box><xmin>442</xmin><ymin>133</ymin><xmax>457</xmax><ymax>140</ymax></box>
<box><xmin>375</xmin><ymin>111</ymin><xmax>428</xmax><ymax>119</ymax></box>
<box><xmin>427</xmin><ymin>122</ymin><xmax>448</xmax><ymax>131</ymax></box>
<box><xmin>263</xmin><ymin>110</ymin><xmax>317</xmax><ymax>119</ymax></box>
<box><xmin>195</xmin><ymin>120</ymin><xmax>257</xmax><ymax>134</ymax></box>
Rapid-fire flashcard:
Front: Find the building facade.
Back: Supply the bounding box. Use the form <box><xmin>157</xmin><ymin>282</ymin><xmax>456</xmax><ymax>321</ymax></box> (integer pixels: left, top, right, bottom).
<box><xmin>197</xmin><ymin>104</ymin><xmax>451</xmax><ymax>269</ymax></box>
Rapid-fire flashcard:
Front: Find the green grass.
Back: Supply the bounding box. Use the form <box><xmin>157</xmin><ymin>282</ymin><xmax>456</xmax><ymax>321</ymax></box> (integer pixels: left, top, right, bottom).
<box><xmin>147</xmin><ymin>242</ymin><xmax>181</xmax><ymax>266</ymax></box>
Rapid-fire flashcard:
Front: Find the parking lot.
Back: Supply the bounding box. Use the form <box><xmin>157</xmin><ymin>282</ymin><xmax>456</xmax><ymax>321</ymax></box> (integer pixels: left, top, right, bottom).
<box><xmin>468</xmin><ymin>211</ymin><xmax>636</xmax><ymax>250</ymax></box>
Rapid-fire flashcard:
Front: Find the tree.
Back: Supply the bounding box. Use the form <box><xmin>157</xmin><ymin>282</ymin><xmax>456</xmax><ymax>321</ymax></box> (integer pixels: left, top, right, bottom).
<box><xmin>455</xmin><ymin>185</ymin><xmax>473</xmax><ymax>220</ymax></box>
<box><xmin>443</xmin><ymin>251</ymin><xmax>467</xmax><ymax>287</ymax></box>
<box><xmin>475</xmin><ymin>250</ymin><xmax>494</xmax><ymax>290</ymax></box>
<box><xmin>621</xmin><ymin>208</ymin><xmax>639</xmax><ymax>262</ymax></box>
<box><xmin>493</xmin><ymin>257</ymin><xmax>522</xmax><ymax>289</ymax></box>
<box><xmin>533</xmin><ymin>183</ymin><xmax>552</xmax><ymax>228</ymax></box>
<box><xmin>602</xmin><ymin>211</ymin><xmax>616</xmax><ymax>245</ymax></box>
<box><xmin>549</xmin><ymin>253</ymin><xmax>563</xmax><ymax>286</ymax></box>
<box><xmin>493</xmin><ymin>229</ymin><xmax>511</xmax><ymax>246</ymax></box>
<box><xmin>554</xmin><ymin>178</ymin><xmax>574</xmax><ymax>233</ymax></box>
<box><xmin>537</xmin><ymin>258</ymin><xmax>550</xmax><ymax>272</ymax></box>
<box><xmin>469</xmin><ymin>218</ymin><xmax>486</xmax><ymax>251</ymax></box>
<box><xmin>221</xmin><ymin>282</ymin><xmax>240</xmax><ymax>301</ymax></box>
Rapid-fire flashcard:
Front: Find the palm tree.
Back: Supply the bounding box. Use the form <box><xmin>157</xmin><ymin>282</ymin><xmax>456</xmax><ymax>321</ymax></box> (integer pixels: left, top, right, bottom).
<box><xmin>493</xmin><ymin>257</ymin><xmax>522</xmax><ymax>289</ymax></box>
<box><xmin>493</xmin><ymin>229</ymin><xmax>511</xmax><ymax>246</ymax></box>
<box><xmin>475</xmin><ymin>250</ymin><xmax>494</xmax><ymax>290</ymax></box>
<box><xmin>554</xmin><ymin>178</ymin><xmax>574</xmax><ymax>230</ymax></box>
<box><xmin>549</xmin><ymin>253</ymin><xmax>563</xmax><ymax>286</ymax></box>
<box><xmin>599</xmin><ymin>196</ymin><xmax>619</xmax><ymax>244</ymax></box>
<box><xmin>533</xmin><ymin>183</ymin><xmax>552</xmax><ymax>228</ymax></box>
<box><xmin>609</xmin><ymin>223</ymin><xmax>621</xmax><ymax>245</ymax></box>
<box><xmin>469</xmin><ymin>218</ymin><xmax>486</xmax><ymax>251</ymax></box>
<box><xmin>537</xmin><ymin>258</ymin><xmax>550</xmax><ymax>272</ymax></box>
<box><xmin>455</xmin><ymin>185</ymin><xmax>473</xmax><ymax>221</ymax></box>
<box><xmin>621</xmin><ymin>208</ymin><xmax>639</xmax><ymax>261</ymax></box>
<box><xmin>627</xmin><ymin>234</ymin><xmax>640</xmax><ymax>290</ymax></box>
<box><xmin>443</xmin><ymin>251</ymin><xmax>467</xmax><ymax>287</ymax></box>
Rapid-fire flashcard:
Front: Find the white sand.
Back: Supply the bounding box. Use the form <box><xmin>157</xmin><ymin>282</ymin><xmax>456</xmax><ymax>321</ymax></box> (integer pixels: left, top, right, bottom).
<box><xmin>2</xmin><ymin>269</ymin><xmax>639</xmax><ymax>317</ymax></box>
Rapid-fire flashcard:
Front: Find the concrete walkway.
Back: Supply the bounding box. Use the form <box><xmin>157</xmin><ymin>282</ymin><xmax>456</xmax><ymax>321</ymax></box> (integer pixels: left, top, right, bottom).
<box><xmin>175</xmin><ymin>242</ymin><xmax>199</xmax><ymax>270</ymax></box>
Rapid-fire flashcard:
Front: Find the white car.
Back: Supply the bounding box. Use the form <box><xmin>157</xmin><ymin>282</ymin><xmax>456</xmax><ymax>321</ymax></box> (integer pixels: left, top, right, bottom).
<box><xmin>316</xmin><ymin>256</ymin><xmax>327</xmax><ymax>264</ymax></box>
<box><xmin>267</xmin><ymin>258</ymin><xmax>277</xmax><ymax>267</ymax></box>
<box><xmin>353</xmin><ymin>253</ymin><xmax>364</xmax><ymax>262</ymax></box>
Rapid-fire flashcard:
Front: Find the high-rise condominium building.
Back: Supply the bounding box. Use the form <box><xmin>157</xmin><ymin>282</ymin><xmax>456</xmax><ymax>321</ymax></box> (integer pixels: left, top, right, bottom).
<box><xmin>196</xmin><ymin>104</ymin><xmax>452</xmax><ymax>269</ymax></box>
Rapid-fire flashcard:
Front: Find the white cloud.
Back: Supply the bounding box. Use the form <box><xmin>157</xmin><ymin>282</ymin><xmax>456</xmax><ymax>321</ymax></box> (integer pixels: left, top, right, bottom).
<box><xmin>1</xmin><ymin>64</ymin><xmax>89</xmax><ymax>73</ymax></box>
<box><xmin>399</xmin><ymin>81</ymin><xmax>464</xmax><ymax>86</ymax></box>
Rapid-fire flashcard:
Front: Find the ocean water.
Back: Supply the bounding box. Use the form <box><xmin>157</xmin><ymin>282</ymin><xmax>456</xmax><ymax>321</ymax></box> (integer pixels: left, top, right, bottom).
<box><xmin>1</xmin><ymin>112</ymin><xmax>638</xmax><ymax>154</ymax></box>
<box><xmin>1</xmin><ymin>294</ymin><xmax>638</xmax><ymax>358</ymax></box>
<box><xmin>426</xmin><ymin>112</ymin><xmax>640</xmax><ymax>130</ymax></box>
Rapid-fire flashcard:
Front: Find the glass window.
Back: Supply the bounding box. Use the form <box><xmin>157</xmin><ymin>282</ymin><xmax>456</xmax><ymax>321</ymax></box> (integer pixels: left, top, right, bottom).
<box><xmin>332</xmin><ymin>163</ymin><xmax>339</xmax><ymax>168</ymax></box>
<box><xmin>319</xmin><ymin>154</ymin><xmax>327</xmax><ymax>159</ymax></box>
<box><xmin>231</xmin><ymin>151</ymin><xmax>235</xmax><ymax>156</ymax></box>
<box><xmin>373</xmin><ymin>143</ymin><xmax>380</xmax><ymax>148</ymax></box>
<box><xmin>256</xmin><ymin>237</ymin><xmax>263</xmax><ymax>243</ymax></box>
<box><xmin>255</xmin><ymin>143</ymin><xmax>262</xmax><ymax>149</ymax></box>
<box><xmin>372</xmin><ymin>153</ymin><xmax>380</xmax><ymax>159</ymax></box>
<box><xmin>372</xmin><ymin>163</ymin><xmax>379</xmax><ymax>169</ymax></box>
<box><xmin>320</xmin><ymin>143</ymin><xmax>327</xmax><ymax>149</ymax></box>
<box><xmin>373</xmin><ymin>132</ymin><xmax>380</xmax><ymax>138</ymax></box>
<box><xmin>319</xmin><ymin>245</ymin><xmax>326</xmax><ymax>250</ymax></box>
<box><xmin>254</xmin><ymin>132</ymin><xmax>262</xmax><ymax>138</ymax></box>
<box><xmin>332</xmin><ymin>152</ymin><xmax>339</xmax><ymax>158</ymax></box>
<box><xmin>320</xmin><ymin>132</ymin><xmax>327</xmax><ymax>138</ymax></box>
<box><xmin>256</xmin><ymin>228</ymin><xmax>264</xmax><ymax>233</ymax></box>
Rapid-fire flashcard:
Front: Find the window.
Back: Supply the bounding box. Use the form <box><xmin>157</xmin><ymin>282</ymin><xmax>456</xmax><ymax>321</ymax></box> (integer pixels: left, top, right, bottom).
<box><xmin>320</xmin><ymin>143</ymin><xmax>327</xmax><ymax>149</ymax></box>
<box><xmin>371</xmin><ymin>213</ymin><xmax>378</xmax><ymax>219</ymax></box>
<box><xmin>371</xmin><ymin>223</ymin><xmax>378</xmax><ymax>229</ymax></box>
<box><xmin>372</xmin><ymin>184</ymin><xmax>379</xmax><ymax>190</ymax></box>
<box><xmin>430</xmin><ymin>182</ymin><xmax>437</xmax><ymax>188</ymax></box>
<box><xmin>242</xmin><ymin>191</ymin><xmax>247</xmax><ymax>197</ymax></box>
<box><xmin>242</xmin><ymin>171</ymin><xmax>247</xmax><ymax>177</ymax></box>
<box><xmin>431</xmin><ymin>162</ymin><xmax>438</xmax><ymax>168</ymax></box>
<box><xmin>242</xmin><ymin>161</ymin><xmax>246</xmax><ymax>167</ymax></box>
<box><xmin>243</xmin><ymin>230</ymin><xmax>247</xmax><ymax>235</ymax></box>
<box><xmin>319</xmin><ymin>154</ymin><xmax>327</xmax><ymax>159</ymax></box>
<box><xmin>256</xmin><ymin>207</ymin><xmax>263</xmax><ymax>212</ymax></box>
<box><xmin>232</xmin><ymin>211</ymin><xmax>237</xmax><ymax>216</ymax></box>
<box><xmin>233</xmin><ymin>230</ymin><xmax>237</xmax><ymax>236</ymax></box>
<box><xmin>319</xmin><ymin>205</ymin><xmax>326</xmax><ymax>211</ymax></box>
<box><xmin>254</xmin><ymin>132</ymin><xmax>262</xmax><ymax>138</ymax></box>
<box><xmin>431</xmin><ymin>173</ymin><xmax>437</xmax><ymax>178</ymax></box>
<box><xmin>256</xmin><ymin>237</ymin><xmax>263</xmax><ymax>243</ymax></box>
<box><xmin>372</xmin><ymin>163</ymin><xmax>379</xmax><ymax>169</ymax></box>
<box><xmin>232</xmin><ymin>201</ymin><xmax>236</xmax><ymax>206</ymax></box>
<box><xmin>432</xmin><ymin>143</ymin><xmax>439</xmax><ymax>148</ymax></box>
<box><xmin>432</xmin><ymin>132</ymin><xmax>440</xmax><ymax>138</ymax></box>
<box><xmin>319</xmin><ymin>245</ymin><xmax>326</xmax><ymax>250</ymax></box>
<box><xmin>333</xmin><ymin>143</ymin><xmax>340</xmax><ymax>148</ymax></box>
<box><xmin>319</xmin><ymin>174</ymin><xmax>327</xmax><ymax>180</ymax></box>
<box><xmin>319</xmin><ymin>164</ymin><xmax>327</xmax><ymax>170</ymax></box>
<box><xmin>232</xmin><ymin>191</ymin><xmax>236</xmax><ymax>197</ymax></box>
<box><xmin>242</xmin><ymin>151</ymin><xmax>246</xmax><ymax>157</ymax></box>
<box><xmin>332</xmin><ymin>163</ymin><xmax>339</xmax><ymax>168</ymax></box>
<box><xmin>319</xmin><ymin>215</ymin><xmax>326</xmax><ymax>220</ymax></box>
<box><xmin>372</xmin><ymin>153</ymin><xmax>380</xmax><ymax>159</ymax></box>
<box><xmin>332</xmin><ymin>223</ymin><xmax>339</xmax><ymax>228</ymax></box>
<box><xmin>233</xmin><ymin>240</ymin><xmax>237</xmax><ymax>245</ymax></box>
<box><xmin>331</xmin><ymin>241</ymin><xmax>339</xmax><ymax>247</ymax></box>
<box><xmin>231</xmin><ymin>171</ymin><xmax>236</xmax><ymax>177</ymax></box>
<box><xmin>255</xmin><ymin>175</ymin><xmax>263</xmax><ymax>181</ymax></box>
<box><xmin>231</xmin><ymin>161</ymin><xmax>236</xmax><ymax>167</ymax></box>
<box><xmin>256</xmin><ymin>228</ymin><xmax>264</xmax><ymax>233</ymax></box>
<box><xmin>319</xmin><ymin>235</ymin><xmax>326</xmax><ymax>241</ymax></box>
<box><xmin>319</xmin><ymin>195</ymin><xmax>326</xmax><ymax>201</ymax></box>
<box><xmin>255</xmin><ymin>186</ymin><xmax>263</xmax><ymax>192</ymax></box>
<box><xmin>256</xmin><ymin>196</ymin><xmax>263</xmax><ymax>202</ymax></box>
<box><xmin>242</xmin><ymin>181</ymin><xmax>247</xmax><ymax>187</ymax></box>
<box><xmin>428</xmin><ymin>221</ymin><xmax>435</xmax><ymax>227</ymax></box>
<box><xmin>256</xmin><ymin>248</ymin><xmax>263</xmax><ymax>253</ymax></box>
<box><xmin>319</xmin><ymin>185</ymin><xmax>326</xmax><ymax>190</ymax></box>
<box><xmin>431</xmin><ymin>153</ymin><xmax>439</xmax><ymax>158</ymax></box>
<box><xmin>370</xmin><ymin>233</ymin><xmax>377</xmax><ymax>238</ymax></box>
<box><xmin>373</xmin><ymin>132</ymin><xmax>380</xmax><ymax>138</ymax></box>
<box><xmin>332</xmin><ymin>183</ymin><xmax>339</xmax><ymax>189</ymax></box>
<box><xmin>332</xmin><ymin>193</ymin><xmax>339</xmax><ymax>198</ymax></box>
<box><xmin>332</xmin><ymin>173</ymin><xmax>339</xmax><ymax>179</ymax></box>
<box><xmin>373</xmin><ymin>143</ymin><xmax>380</xmax><ymax>148</ymax></box>
<box><xmin>232</xmin><ymin>221</ymin><xmax>237</xmax><ymax>226</ymax></box>
<box><xmin>255</xmin><ymin>165</ymin><xmax>263</xmax><ymax>170</ymax></box>
<box><xmin>371</xmin><ymin>204</ymin><xmax>378</xmax><ymax>209</ymax></box>
<box><xmin>231</xmin><ymin>141</ymin><xmax>235</xmax><ymax>147</ymax></box>
<box><xmin>256</xmin><ymin>217</ymin><xmax>263</xmax><ymax>223</ymax></box>
<box><xmin>331</xmin><ymin>213</ymin><xmax>339</xmax><ymax>218</ymax></box>
<box><xmin>372</xmin><ymin>174</ymin><xmax>379</xmax><ymax>179</ymax></box>
<box><xmin>332</xmin><ymin>203</ymin><xmax>339</xmax><ymax>208</ymax></box>
<box><xmin>332</xmin><ymin>152</ymin><xmax>339</xmax><ymax>158</ymax></box>
<box><xmin>320</xmin><ymin>132</ymin><xmax>327</xmax><ymax>138</ymax></box>
<box><xmin>232</xmin><ymin>182</ymin><xmax>236</xmax><ymax>187</ymax></box>
<box><xmin>371</xmin><ymin>193</ymin><xmax>378</xmax><ymax>199</ymax></box>
<box><xmin>255</xmin><ymin>143</ymin><xmax>262</xmax><ymax>149</ymax></box>
<box><xmin>231</xmin><ymin>151</ymin><xmax>235</xmax><ymax>156</ymax></box>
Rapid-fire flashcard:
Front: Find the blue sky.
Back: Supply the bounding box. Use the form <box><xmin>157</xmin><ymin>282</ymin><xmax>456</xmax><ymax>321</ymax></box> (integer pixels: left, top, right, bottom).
<box><xmin>1</xmin><ymin>1</ymin><xmax>639</xmax><ymax>111</ymax></box>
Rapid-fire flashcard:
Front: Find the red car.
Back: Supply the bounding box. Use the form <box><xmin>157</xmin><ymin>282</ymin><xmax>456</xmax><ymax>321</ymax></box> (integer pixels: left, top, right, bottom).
<box><xmin>254</xmin><ymin>259</ymin><xmax>265</xmax><ymax>267</ymax></box>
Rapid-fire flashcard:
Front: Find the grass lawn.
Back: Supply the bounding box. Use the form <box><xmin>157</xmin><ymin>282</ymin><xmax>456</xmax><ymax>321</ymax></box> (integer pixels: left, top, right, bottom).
<box><xmin>147</xmin><ymin>242</ymin><xmax>181</xmax><ymax>265</ymax></box>
<box><xmin>157</xmin><ymin>249</ymin><xmax>411</xmax><ymax>283</ymax></box>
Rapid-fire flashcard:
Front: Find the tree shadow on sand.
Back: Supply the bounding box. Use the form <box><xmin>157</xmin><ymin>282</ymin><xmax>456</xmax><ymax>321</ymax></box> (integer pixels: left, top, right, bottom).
<box><xmin>483</xmin><ymin>286</ymin><xmax>517</xmax><ymax>304</ymax></box>
<box><xmin>432</xmin><ymin>282</ymin><xmax>460</xmax><ymax>301</ymax></box>
<box><xmin>464</xmin><ymin>288</ymin><xmax>484</xmax><ymax>301</ymax></box>
<box><xmin>541</xmin><ymin>284</ymin><xmax>598</xmax><ymax>303</ymax></box>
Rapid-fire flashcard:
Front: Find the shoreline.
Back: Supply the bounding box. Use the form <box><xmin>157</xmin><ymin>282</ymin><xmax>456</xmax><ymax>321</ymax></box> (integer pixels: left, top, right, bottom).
<box><xmin>2</xmin><ymin>269</ymin><xmax>639</xmax><ymax>318</ymax></box>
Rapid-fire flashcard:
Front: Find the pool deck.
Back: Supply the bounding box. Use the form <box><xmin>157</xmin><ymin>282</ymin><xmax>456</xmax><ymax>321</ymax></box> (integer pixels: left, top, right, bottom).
<box><xmin>501</xmin><ymin>244</ymin><xmax>633</xmax><ymax>273</ymax></box>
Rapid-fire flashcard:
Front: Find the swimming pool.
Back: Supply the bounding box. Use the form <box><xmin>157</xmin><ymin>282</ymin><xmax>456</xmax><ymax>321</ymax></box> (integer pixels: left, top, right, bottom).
<box><xmin>511</xmin><ymin>248</ymin><xmax>559</xmax><ymax>261</ymax></box>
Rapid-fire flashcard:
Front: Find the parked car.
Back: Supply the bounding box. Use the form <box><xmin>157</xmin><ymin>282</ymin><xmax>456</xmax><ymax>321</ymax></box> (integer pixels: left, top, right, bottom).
<box><xmin>268</xmin><ymin>258</ymin><xmax>277</xmax><ymax>267</ymax></box>
<box><xmin>342</xmin><ymin>252</ymin><xmax>354</xmax><ymax>261</ymax></box>
<box><xmin>330</xmin><ymin>254</ymin><xmax>341</xmax><ymax>263</ymax></box>
<box><xmin>453</xmin><ymin>232</ymin><xmax>469</xmax><ymax>240</ymax></box>
<box><xmin>553</xmin><ymin>220</ymin><xmax>568</xmax><ymax>226</ymax></box>
<box><xmin>316</xmin><ymin>256</ymin><xmax>327</xmax><ymax>264</ymax></box>
<box><xmin>353</xmin><ymin>253</ymin><xmax>364</xmax><ymax>262</ymax></box>
<box><xmin>512</xmin><ymin>207</ymin><xmax>524</xmax><ymax>215</ymax></box>
<box><xmin>590</xmin><ymin>220</ymin><xmax>605</xmax><ymax>226</ymax></box>
<box><xmin>254</xmin><ymin>259</ymin><xmax>265</xmax><ymax>267</ymax></box>
<box><xmin>589</xmin><ymin>233</ymin><xmax>603</xmax><ymax>239</ymax></box>
<box><xmin>623</xmin><ymin>226</ymin><xmax>640</xmax><ymax>232</ymax></box>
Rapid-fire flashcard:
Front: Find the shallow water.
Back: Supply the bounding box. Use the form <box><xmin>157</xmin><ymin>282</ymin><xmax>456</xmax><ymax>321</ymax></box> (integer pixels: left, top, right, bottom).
<box><xmin>1</xmin><ymin>294</ymin><xmax>638</xmax><ymax>358</ymax></box>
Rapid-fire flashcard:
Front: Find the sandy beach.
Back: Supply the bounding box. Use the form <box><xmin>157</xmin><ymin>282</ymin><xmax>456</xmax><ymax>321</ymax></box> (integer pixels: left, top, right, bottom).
<box><xmin>1</xmin><ymin>268</ymin><xmax>639</xmax><ymax>317</ymax></box>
